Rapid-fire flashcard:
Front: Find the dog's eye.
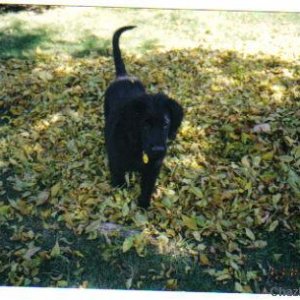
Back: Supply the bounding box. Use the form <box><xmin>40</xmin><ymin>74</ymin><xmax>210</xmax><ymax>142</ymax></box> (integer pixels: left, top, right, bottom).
<box><xmin>163</xmin><ymin>118</ymin><xmax>170</xmax><ymax>128</ymax></box>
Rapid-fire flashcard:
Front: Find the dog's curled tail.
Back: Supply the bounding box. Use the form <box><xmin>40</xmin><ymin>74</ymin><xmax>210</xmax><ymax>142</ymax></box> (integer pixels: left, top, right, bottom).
<box><xmin>112</xmin><ymin>25</ymin><xmax>136</xmax><ymax>77</ymax></box>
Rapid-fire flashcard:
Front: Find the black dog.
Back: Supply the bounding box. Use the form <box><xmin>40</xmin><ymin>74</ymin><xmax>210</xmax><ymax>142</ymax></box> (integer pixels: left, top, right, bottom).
<box><xmin>104</xmin><ymin>26</ymin><xmax>183</xmax><ymax>208</ymax></box>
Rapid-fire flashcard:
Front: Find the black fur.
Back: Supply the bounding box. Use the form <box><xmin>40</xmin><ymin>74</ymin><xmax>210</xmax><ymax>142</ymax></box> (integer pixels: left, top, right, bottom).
<box><xmin>104</xmin><ymin>26</ymin><xmax>183</xmax><ymax>208</ymax></box>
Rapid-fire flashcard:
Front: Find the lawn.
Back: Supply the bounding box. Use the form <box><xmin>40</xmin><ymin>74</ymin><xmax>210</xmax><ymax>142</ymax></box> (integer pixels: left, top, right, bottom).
<box><xmin>0</xmin><ymin>6</ymin><xmax>300</xmax><ymax>292</ymax></box>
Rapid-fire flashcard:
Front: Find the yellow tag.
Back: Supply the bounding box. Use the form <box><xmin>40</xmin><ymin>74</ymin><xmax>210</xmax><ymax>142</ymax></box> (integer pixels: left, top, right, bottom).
<box><xmin>143</xmin><ymin>152</ymin><xmax>149</xmax><ymax>164</ymax></box>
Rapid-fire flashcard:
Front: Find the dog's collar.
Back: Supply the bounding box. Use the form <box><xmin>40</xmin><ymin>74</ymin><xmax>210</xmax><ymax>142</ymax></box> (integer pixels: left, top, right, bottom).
<box><xmin>115</xmin><ymin>75</ymin><xmax>137</xmax><ymax>83</ymax></box>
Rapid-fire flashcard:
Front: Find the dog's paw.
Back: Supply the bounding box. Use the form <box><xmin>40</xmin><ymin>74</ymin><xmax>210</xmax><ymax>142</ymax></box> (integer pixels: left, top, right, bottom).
<box><xmin>112</xmin><ymin>183</ymin><xmax>126</xmax><ymax>190</ymax></box>
<box><xmin>111</xmin><ymin>176</ymin><xmax>126</xmax><ymax>188</ymax></box>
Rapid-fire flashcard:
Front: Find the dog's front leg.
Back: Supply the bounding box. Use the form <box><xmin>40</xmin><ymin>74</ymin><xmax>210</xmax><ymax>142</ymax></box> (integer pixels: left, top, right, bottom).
<box><xmin>138</xmin><ymin>163</ymin><xmax>161</xmax><ymax>208</ymax></box>
<box><xmin>109</xmin><ymin>160</ymin><xmax>126</xmax><ymax>187</ymax></box>
<box><xmin>111</xmin><ymin>171</ymin><xmax>126</xmax><ymax>187</ymax></box>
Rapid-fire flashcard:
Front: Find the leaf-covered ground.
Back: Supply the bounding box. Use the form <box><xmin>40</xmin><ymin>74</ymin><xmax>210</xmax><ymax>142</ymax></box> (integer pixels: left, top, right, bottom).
<box><xmin>1</xmin><ymin>44</ymin><xmax>300</xmax><ymax>291</ymax></box>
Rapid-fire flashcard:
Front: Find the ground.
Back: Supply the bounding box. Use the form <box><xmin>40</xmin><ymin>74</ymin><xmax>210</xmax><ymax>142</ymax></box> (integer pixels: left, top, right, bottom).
<box><xmin>0</xmin><ymin>6</ymin><xmax>300</xmax><ymax>292</ymax></box>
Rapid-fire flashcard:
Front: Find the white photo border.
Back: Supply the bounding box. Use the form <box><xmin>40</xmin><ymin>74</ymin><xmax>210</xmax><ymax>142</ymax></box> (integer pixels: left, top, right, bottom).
<box><xmin>0</xmin><ymin>1</ymin><xmax>299</xmax><ymax>300</ymax></box>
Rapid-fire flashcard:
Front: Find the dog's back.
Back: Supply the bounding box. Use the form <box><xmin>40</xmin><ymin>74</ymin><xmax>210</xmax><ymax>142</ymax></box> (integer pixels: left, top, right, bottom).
<box><xmin>104</xmin><ymin>80</ymin><xmax>145</xmax><ymax>118</ymax></box>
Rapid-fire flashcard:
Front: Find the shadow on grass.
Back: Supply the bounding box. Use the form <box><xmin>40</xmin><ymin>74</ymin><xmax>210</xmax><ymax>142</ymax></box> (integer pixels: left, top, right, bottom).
<box><xmin>0</xmin><ymin>218</ymin><xmax>298</xmax><ymax>291</ymax></box>
<box><xmin>138</xmin><ymin>38</ymin><xmax>162</xmax><ymax>54</ymax></box>
<box><xmin>0</xmin><ymin>4</ymin><xmax>53</xmax><ymax>15</ymax></box>
<box><xmin>71</xmin><ymin>33</ymin><xmax>110</xmax><ymax>58</ymax></box>
<box><xmin>0</xmin><ymin>20</ymin><xmax>53</xmax><ymax>59</ymax></box>
<box><xmin>0</xmin><ymin>220</ymin><xmax>226</xmax><ymax>291</ymax></box>
<box><xmin>0</xmin><ymin>45</ymin><xmax>299</xmax><ymax>292</ymax></box>
<box><xmin>0</xmin><ymin>22</ymin><xmax>111</xmax><ymax>59</ymax></box>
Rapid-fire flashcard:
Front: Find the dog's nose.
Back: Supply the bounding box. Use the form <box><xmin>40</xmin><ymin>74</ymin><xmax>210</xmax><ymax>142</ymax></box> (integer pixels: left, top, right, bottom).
<box><xmin>151</xmin><ymin>146</ymin><xmax>166</xmax><ymax>152</ymax></box>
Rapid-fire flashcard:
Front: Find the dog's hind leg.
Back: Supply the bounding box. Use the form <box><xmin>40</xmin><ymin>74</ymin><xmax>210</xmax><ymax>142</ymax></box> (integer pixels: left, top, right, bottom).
<box><xmin>138</xmin><ymin>164</ymin><xmax>161</xmax><ymax>208</ymax></box>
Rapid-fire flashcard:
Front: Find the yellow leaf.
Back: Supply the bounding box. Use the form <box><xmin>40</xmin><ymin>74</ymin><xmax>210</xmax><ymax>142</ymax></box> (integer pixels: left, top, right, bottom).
<box><xmin>36</xmin><ymin>191</ymin><xmax>49</xmax><ymax>206</ymax></box>
<box><xmin>182</xmin><ymin>215</ymin><xmax>198</xmax><ymax>230</ymax></box>
<box><xmin>253</xmin><ymin>240</ymin><xmax>267</xmax><ymax>248</ymax></box>
<box><xmin>50</xmin><ymin>241</ymin><xmax>60</xmax><ymax>257</ymax></box>
<box><xmin>37</xmin><ymin>70</ymin><xmax>53</xmax><ymax>81</ymax></box>
<box><xmin>122</xmin><ymin>203</ymin><xmax>130</xmax><ymax>217</ymax></box>
<box><xmin>262</xmin><ymin>151</ymin><xmax>274</xmax><ymax>161</ymax></box>
<box><xmin>63</xmin><ymin>213</ymin><xmax>74</xmax><ymax>227</ymax></box>
<box><xmin>245</xmin><ymin>228</ymin><xmax>255</xmax><ymax>241</ymax></box>
<box><xmin>230</xmin><ymin>260</ymin><xmax>239</xmax><ymax>271</ymax></box>
<box><xmin>51</xmin><ymin>183</ymin><xmax>61</xmax><ymax>197</ymax></box>
<box><xmin>57</xmin><ymin>280</ymin><xmax>68</xmax><ymax>287</ymax></box>
<box><xmin>190</xmin><ymin>186</ymin><xmax>203</xmax><ymax>199</ymax></box>
<box><xmin>166</xmin><ymin>279</ymin><xmax>177</xmax><ymax>290</ymax></box>
<box><xmin>74</xmin><ymin>250</ymin><xmax>84</xmax><ymax>258</ymax></box>
<box><xmin>134</xmin><ymin>212</ymin><xmax>148</xmax><ymax>226</ymax></box>
<box><xmin>122</xmin><ymin>236</ymin><xmax>134</xmax><ymax>252</ymax></box>
<box><xmin>268</xmin><ymin>220</ymin><xmax>279</xmax><ymax>232</ymax></box>
<box><xmin>79</xmin><ymin>281</ymin><xmax>89</xmax><ymax>288</ymax></box>
<box><xmin>243</xmin><ymin>285</ymin><xmax>253</xmax><ymax>293</ymax></box>
<box><xmin>273</xmin><ymin>254</ymin><xmax>283</xmax><ymax>262</ymax></box>
<box><xmin>23</xmin><ymin>246</ymin><xmax>41</xmax><ymax>260</ymax></box>
<box><xmin>125</xmin><ymin>278</ymin><xmax>133</xmax><ymax>289</ymax></box>
<box><xmin>241</xmin><ymin>156</ymin><xmax>251</xmax><ymax>168</ymax></box>
<box><xmin>199</xmin><ymin>254</ymin><xmax>210</xmax><ymax>266</ymax></box>
<box><xmin>235</xmin><ymin>282</ymin><xmax>244</xmax><ymax>293</ymax></box>
<box><xmin>35</xmin><ymin>46</ymin><xmax>42</xmax><ymax>54</ymax></box>
<box><xmin>216</xmin><ymin>273</ymin><xmax>232</xmax><ymax>281</ymax></box>
<box><xmin>0</xmin><ymin>205</ymin><xmax>10</xmax><ymax>215</ymax></box>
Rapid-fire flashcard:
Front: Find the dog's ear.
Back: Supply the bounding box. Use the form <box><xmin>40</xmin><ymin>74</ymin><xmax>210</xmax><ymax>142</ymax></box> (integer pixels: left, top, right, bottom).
<box><xmin>156</xmin><ymin>93</ymin><xmax>183</xmax><ymax>139</ymax></box>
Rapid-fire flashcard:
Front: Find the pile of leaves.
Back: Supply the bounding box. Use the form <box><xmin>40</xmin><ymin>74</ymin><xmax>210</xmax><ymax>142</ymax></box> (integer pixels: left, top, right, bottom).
<box><xmin>0</xmin><ymin>47</ymin><xmax>299</xmax><ymax>291</ymax></box>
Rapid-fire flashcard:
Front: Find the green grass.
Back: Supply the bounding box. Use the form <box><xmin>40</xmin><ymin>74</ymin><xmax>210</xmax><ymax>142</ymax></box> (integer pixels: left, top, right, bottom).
<box><xmin>0</xmin><ymin>7</ymin><xmax>299</xmax><ymax>59</ymax></box>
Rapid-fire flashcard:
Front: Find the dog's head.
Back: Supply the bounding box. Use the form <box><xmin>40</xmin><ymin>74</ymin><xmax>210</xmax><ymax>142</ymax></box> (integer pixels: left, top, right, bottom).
<box><xmin>119</xmin><ymin>93</ymin><xmax>183</xmax><ymax>161</ymax></box>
